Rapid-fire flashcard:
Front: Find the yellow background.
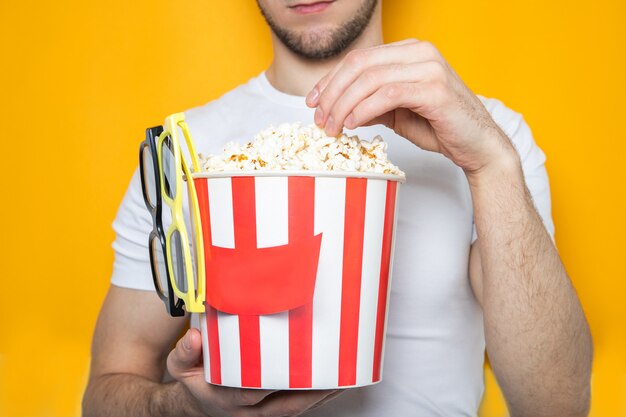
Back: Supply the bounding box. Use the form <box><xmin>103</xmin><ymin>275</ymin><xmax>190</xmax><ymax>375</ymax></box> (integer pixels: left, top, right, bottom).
<box><xmin>1</xmin><ymin>0</ymin><xmax>624</xmax><ymax>415</ymax></box>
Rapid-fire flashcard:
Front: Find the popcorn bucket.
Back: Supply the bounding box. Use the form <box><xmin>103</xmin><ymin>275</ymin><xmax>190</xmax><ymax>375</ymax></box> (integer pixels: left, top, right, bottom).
<box><xmin>192</xmin><ymin>171</ymin><xmax>401</xmax><ymax>389</ymax></box>
<box><xmin>140</xmin><ymin>113</ymin><xmax>403</xmax><ymax>390</ymax></box>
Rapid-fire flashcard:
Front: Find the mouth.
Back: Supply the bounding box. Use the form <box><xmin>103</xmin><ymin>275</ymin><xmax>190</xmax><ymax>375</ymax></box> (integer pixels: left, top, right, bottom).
<box><xmin>288</xmin><ymin>0</ymin><xmax>335</xmax><ymax>15</ymax></box>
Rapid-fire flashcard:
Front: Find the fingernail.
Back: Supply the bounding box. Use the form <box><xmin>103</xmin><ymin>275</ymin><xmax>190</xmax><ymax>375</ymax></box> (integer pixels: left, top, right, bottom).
<box><xmin>314</xmin><ymin>107</ymin><xmax>324</xmax><ymax>126</ymax></box>
<box><xmin>345</xmin><ymin>113</ymin><xmax>354</xmax><ymax>128</ymax></box>
<box><xmin>182</xmin><ymin>331</ymin><xmax>191</xmax><ymax>350</ymax></box>
<box><xmin>326</xmin><ymin>116</ymin><xmax>335</xmax><ymax>135</ymax></box>
<box><xmin>306</xmin><ymin>88</ymin><xmax>319</xmax><ymax>106</ymax></box>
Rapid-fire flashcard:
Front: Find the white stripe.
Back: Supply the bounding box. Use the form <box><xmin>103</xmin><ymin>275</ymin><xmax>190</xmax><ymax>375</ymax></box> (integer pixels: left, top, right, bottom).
<box><xmin>259</xmin><ymin>312</ymin><xmax>290</xmax><ymax>388</ymax></box>
<box><xmin>216</xmin><ymin>311</ymin><xmax>242</xmax><ymax>387</ymax></box>
<box><xmin>312</xmin><ymin>177</ymin><xmax>346</xmax><ymax>387</ymax></box>
<box><xmin>207</xmin><ymin>178</ymin><xmax>235</xmax><ymax>248</ymax></box>
<box><xmin>198</xmin><ymin>313</ymin><xmax>211</xmax><ymax>383</ymax></box>
<box><xmin>356</xmin><ymin>179</ymin><xmax>387</xmax><ymax>385</ymax></box>
<box><xmin>254</xmin><ymin>177</ymin><xmax>288</xmax><ymax>248</ymax></box>
<box><xmin>255</xmin><ymin>177</ymin><xmax>290</xmax><ymax>388</ymax></box>
<box><xmin>379</xmin><ymin>183</ymin><xmax>401</xmax><ymax>379</ymax></box>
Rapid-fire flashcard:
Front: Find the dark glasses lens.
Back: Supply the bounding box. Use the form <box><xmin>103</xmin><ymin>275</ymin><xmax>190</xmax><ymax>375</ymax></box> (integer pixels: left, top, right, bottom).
<box><xmin>161</xmin><ymin>136</ymin><xmax>177</xmax><ymax>199</ymax></box>
<box><xmin>141</xmin><ymin>144</ymin><xmax>157</xmax><ymax>208</ymax></box>
<box><xmin>150</xmin><ymin>236</ymin><xmax>169</xmax><ymax>297</ymax></box>
<box><xmin>169</xmin><ymin>230</ymin><xmax>188</xmax><ymax>293</ymax></box>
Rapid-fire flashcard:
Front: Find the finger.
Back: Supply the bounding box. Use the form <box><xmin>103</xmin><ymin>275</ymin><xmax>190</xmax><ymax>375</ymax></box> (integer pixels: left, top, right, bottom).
<box><xmin>308</xmin><ymin>41</ymin><xmax>442</xmax><ymax>123</ymax></box>
<box><xmin>166</xmin><ymin>328</ymin><xmax>204</xmax><ymax>379</ymax></box>
<box><xmin>180</xmin><ymin>378</ymin><xmax>278</xmax><ymax>413</ymax></box>
<box><xmin>306</xmin><ymin>39</ymin><xmax>428</xmax><ymax>107</ymax></box>
<box><xmin>216</xmin><ymin>386</ymin><xmax>278</xmax><ymax>408</ymax></box>
<box><xmin>324</xmin><ymin>61</ymin><xmax>443</xmax><ymax>136</ymax></box>
<box><xmin>348</xmin><ymin>80</ymin><xmax>449</xmax><ymax>129</ymax></box>
<box><xmin>305</xmin><ymin>39</ymin><xmax>421</xmax><ymax>108</ymax></box>
<box><xmin>357</xmin><ymin>112</ymin><xmax>395</xmax><ymax>130</ymax></box>
<box><xmin>307</xmin><ymin>389</ymin><xmax>346</xmax><ymax>411</ymax></box>
<box><xmin>307</xmin><ymin>42</ymin><xmax>412</xmax><ymax>110</ymax></box>
<box><xmin>239</xmin><ymin>389</ymin><xmax>340</xmax><ymax>417</ymax></box>
<box><xmin>363</xmin><ymin>108</ymin><xmax>441</xmax><ymax>154</ymax></box>
<box><xmin>386</xmin><ymin>38</ymin><xmax>423</xmax><ymax>46</ymax></box>
<box><xmin>312</xmin><ymin>41</ymin><xmax>433</xmax><ymax>127</ymax></box>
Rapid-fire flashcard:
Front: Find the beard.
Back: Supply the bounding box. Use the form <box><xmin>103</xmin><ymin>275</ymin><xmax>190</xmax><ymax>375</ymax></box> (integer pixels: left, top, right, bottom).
<box><xmin>257</xmin><ymin>0</ymin><xmax>378</xmax><ymax>60</ymax></box>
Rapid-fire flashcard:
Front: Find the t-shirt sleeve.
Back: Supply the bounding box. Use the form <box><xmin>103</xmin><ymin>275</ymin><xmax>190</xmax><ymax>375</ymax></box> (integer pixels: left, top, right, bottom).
<box><xmin>110</xmin><ymin>168</ymin><xmax>156</xmax><ymax>291</ymax></box>
<box><xmin>472</xmin><ymin>98</ymin><xmax>555</xmax><ymax>242</ymax></box>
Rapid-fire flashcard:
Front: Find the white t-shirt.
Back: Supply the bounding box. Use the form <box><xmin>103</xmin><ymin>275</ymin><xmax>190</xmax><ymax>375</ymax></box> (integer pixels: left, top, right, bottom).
<box><xmin>111</xmin><ymin>72</ymin><xmax>554</xmax><ymax>416</ymax></box>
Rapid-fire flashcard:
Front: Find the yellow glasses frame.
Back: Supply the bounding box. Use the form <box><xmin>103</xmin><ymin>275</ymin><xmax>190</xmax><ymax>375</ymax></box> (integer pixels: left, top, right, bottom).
<box><xmin>158</xmin><ymin>113</ymin><xmax>205</xmax><ymax>313</ymax></box>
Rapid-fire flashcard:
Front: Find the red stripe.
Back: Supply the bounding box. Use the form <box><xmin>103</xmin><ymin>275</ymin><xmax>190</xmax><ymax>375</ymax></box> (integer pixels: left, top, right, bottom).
<box><xmin>288</xmin><ymin>177</ymin><xmax>315</xmax><ymax>388</ymax></box>
<box><xmin>289</xmin><ymin>305</ymin><xmax>313</xmax><ymax>387</ymax></box>
<box><xmin>231</xmin><ymin>177</ymin><xmax>262</xmax><ymax>388</ymax></box>
<box><xmin>231</xmin><ymin>177</ymin><xmax>257</xmax><ymax>250</ymax></box>
<box><xmin>238</xmin><ymin>315</ymin><xmax>261</xmax><ymax>387</ymax></box>
<box><xmin>194</xmin><ymin>179</ymin><xmax>222</xmax><ymax>384</ymax></box>
<box><xmin>372</xmin><ymin>181</ymin><xmax>397</xmax><ymax>382</ymax></box>
<box><xmin>338</xmin><ymin>178</ymin><xmax>367</xmax><ymax>386</ymax></box>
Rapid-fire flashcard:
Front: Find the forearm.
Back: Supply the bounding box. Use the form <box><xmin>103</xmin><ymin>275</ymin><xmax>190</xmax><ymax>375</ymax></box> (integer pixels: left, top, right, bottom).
<box><xmin>83</xmin><ymin>373</ymin><xmax>207</xmax><ymax>417</ymax></box>
<box><xmin>469</xmin><ymin>152</ymin><xmax>592</xmax><ymax>416</ymax></box>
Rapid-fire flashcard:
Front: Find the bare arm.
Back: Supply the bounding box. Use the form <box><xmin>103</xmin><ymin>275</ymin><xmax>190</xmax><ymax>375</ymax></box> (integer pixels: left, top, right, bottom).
<box><xmin>467</xmin><ymin>158</ymin><xmax>592</xmax><ymax>417</ymax></box>
<box><xmin>82</xmin><ymin>285</ymin><xmax>203</xmax><ymax>417</ymax></box>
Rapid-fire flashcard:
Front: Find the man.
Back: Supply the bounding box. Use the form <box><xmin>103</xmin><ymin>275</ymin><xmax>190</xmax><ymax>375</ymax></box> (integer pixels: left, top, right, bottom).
<box><xmin>83</xmin><ymin>0</ymin><xmax>593</xmax><ymax>416</ymax></box>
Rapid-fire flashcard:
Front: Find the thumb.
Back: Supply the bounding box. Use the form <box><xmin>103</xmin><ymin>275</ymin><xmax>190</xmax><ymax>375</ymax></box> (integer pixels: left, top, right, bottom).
<box><xmin>357</xmin><ymin>112</ymin><xmax>395</xmax><ymax>130</ymax></box>
<box><xmin>167</xmin><ymin>328</ymin><xmax>204</xmax><ymax>379</ymax></box>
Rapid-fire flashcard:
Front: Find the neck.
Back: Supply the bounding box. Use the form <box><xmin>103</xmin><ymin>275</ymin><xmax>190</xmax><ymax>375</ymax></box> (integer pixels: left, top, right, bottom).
<box><xmin>265</xmin><ymin>6</ymin><xmax>383</xmax><ymax>97</ymax></box>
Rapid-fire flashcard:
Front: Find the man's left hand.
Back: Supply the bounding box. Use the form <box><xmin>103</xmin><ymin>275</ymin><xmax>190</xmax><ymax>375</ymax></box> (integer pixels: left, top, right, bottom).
<box><xmin>306</xmin><ymin>39</ymin><xmax>517</xmax><ymax>176</ymax></box>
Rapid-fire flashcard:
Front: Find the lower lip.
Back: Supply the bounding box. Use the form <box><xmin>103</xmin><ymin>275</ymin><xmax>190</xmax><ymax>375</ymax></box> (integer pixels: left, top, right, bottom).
<box><xmin>290</xmin><ymin>1</ymin><xmax>334</xmax><ymax>15</ymax></box>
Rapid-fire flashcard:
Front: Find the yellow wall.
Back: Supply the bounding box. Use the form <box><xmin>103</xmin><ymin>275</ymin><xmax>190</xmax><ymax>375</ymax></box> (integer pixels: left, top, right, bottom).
<box><xmin>0</xmin><ymin>1</ymin><xmax>624</xmax><ymax>416</ymax></box>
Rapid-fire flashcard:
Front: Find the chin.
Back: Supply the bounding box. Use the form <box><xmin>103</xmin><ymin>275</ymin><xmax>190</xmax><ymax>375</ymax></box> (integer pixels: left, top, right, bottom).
<box><xmin>293</xmin><ymin>23</ymin><xmax>338</xmax><ymax>41</ymax></box>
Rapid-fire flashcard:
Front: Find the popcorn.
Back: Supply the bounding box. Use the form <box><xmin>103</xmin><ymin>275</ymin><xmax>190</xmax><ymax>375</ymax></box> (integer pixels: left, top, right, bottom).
<box><xmin>199</xmin><ymin>123</ymin><xmax>405</xmax><ymax>177</ymax></box>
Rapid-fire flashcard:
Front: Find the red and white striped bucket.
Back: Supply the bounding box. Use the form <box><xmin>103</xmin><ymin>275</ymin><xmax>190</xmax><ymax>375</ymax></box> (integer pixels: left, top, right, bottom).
<box><xmin>191</xmin><ymin>171</ymin><xmax>401</xmax><ymax>389</ymax></box>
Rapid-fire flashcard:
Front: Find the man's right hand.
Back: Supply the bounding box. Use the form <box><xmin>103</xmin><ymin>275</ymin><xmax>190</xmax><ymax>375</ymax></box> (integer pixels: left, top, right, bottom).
<box><xmin>167</xmin><ymin>328</ymin><xmax>342</xmax><ymax>417</ymax></box>
<box><xmin>83</xmin><ymin>286</ymin><xmax>341</xmax><ymax>417</ymax></box>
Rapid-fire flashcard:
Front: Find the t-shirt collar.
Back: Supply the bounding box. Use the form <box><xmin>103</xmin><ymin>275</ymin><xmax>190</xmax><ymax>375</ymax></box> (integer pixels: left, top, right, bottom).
<box><xmin>256</xmin><ymin>72</ymin><xmax>310</xmax><ymax>109</ymax></box>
